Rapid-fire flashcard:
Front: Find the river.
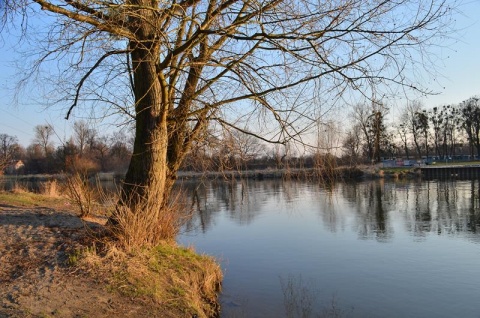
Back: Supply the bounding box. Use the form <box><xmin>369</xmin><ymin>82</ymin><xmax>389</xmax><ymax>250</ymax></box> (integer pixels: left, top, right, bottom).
<box><xmin>177</xmin><ymin>179</ymin><xmax>480</xmax><ymax>317</ymax></box>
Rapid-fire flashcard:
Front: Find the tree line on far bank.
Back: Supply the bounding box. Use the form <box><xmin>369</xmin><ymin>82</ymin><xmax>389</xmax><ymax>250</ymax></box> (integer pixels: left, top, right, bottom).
<box><xmin>344</xmin><ymin>96</ymin><xmax>480</xmax><ymax>164</ymax></box>
<box><xmin>2</xmin><ymin>95</ymin><xmax>480</xmax><ymax>176</ymax></box>
<box><xmin>0</xmin><ymin>120</ymin><xmax>132</xmax><ymax>175</ymax></box>
<box><xmin>0</xmin><ymin>120</ymin><xmax>327</xmax><ymax>175</ymax></box>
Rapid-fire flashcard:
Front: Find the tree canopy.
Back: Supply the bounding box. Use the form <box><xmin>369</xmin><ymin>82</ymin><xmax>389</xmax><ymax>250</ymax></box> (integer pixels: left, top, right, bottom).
<box><xmin>1</xmin><ymin>0</ymin><xmax>456</xmax><ymax>241</ymax></box>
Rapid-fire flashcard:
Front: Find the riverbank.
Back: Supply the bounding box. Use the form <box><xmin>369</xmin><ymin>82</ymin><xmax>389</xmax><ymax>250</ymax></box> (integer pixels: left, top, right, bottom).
<box><xmin>0</xmin><ymin>165</ymin><xmax>422</xmax><ymax>189</ymax></box>
<box><xmin>176</xmin><ymin>165</ymin><xmax>422</xmax><ymax>181</ymax></box>
<box><xmin>0</xmin><ymin>191</ymin><xmax>222</xmax><ymax>318</ymax></box>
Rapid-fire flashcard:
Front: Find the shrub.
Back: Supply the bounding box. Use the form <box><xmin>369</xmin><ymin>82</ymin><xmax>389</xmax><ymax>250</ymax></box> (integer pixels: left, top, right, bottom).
<box><xmin>65</xmin><ymin>173</ymin><xmax>99</xmax><ymax>218</ymax></box>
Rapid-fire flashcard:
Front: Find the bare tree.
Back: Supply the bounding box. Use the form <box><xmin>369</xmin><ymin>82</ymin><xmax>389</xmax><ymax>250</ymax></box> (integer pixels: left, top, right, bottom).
<box><xmin>397</xmin><ymin>109</ymin><xmax>411</xmax><ymax>160</ymax></box>
<box><xmin>352</xmin><ymin>103</ymin><xmax>374</xmax><ymax>162</ymax></box>
<box><xmin>3</xmin><ymin>0</ymin><xmax>455</xmax><ymax>236</ymax></box>
<box><xmin>459</xmin><ymin>97</ymin><xmax>480</xmax><ymax>158</ymax></box>
<box><xmin>73</xmin><ymin>121</ymin><xmax>96</xmax><ymax>157</ymax></box>
<box><xmin>270</xmin><ymin>144</ymin><xmax>289</xmax><ymax>169</ymax></box>
<box><xmin>90</xmin><ymin>135</ymin><xmax>111</xmax><ymax>171</ymax></box>
<box><xmin>33</xmin><ymin>124</ymin><xmax>54</xmax><ymax>157</ymax></box>
<box><xmin>0</xmin><ymin>134</ymin><xmax>20</xmax><ymax>173</ymax></box>
<box><xmin>416</xmin><ymin>111</ymin><xmax>430</xmax><ymax>159</ymax></box>
<box><xmin>367</xmin><ymin>108</ymin><xmax>388</xmax><ymax>163</ymax></box>
<box><xmin>227</xmin><ymin>130</ymin><xmax>264</xmax><ymax>169</ymax></box>
<box><xmin>429</xmin><ymin>106</ymin><xmax>444</xmax><ymax>158</ymax></box>
<box><xmin>342</xmin><ymin>124</ymin><xmax>362</xmax><ymax>164</ymax></box>
<box><xmin>353</xmin><ymin>103</ymin><xmax>389</xmax><ymax>163</ymax></box>
<box><xmin>108</xmin><ymin>131</ymin><xmax>132</xmax><ymax>173</ymax></box>
<box><xmin>403</xmin><ymin>101</ymin><xmax>425</xmax><ymax>158</ymax></box>
<box><xmin>429</xmin><ymin>104</ymin><xmax>460</xmax><ymax>159</ymax></box>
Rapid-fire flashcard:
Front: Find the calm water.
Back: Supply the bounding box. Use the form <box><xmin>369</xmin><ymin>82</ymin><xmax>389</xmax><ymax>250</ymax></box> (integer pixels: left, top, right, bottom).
<box><xmin>177</xmin><ymin>179</ymin><xmax>480</xmax><ymax>317</ymax></box>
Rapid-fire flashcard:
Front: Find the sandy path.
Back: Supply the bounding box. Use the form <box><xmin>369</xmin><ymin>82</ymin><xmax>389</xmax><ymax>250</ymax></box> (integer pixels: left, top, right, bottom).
<box><xmin>0</xmin><ymin>205</ymin><xmax>151</xmax><ymax>318</ymax></box>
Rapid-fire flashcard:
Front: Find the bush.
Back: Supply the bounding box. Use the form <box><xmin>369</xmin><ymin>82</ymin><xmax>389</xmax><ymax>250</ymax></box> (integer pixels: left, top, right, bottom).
<box><xmin>65</xmin><ymin>173</ymin><xmax>106</xmax><ymax>218</ymax></box>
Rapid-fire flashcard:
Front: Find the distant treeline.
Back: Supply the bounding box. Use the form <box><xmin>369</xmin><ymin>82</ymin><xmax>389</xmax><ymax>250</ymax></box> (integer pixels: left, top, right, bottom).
<box><xmin>2</xmin><ymin>96</ymin><xmax>480</xmax><ymax>175</ymax></box>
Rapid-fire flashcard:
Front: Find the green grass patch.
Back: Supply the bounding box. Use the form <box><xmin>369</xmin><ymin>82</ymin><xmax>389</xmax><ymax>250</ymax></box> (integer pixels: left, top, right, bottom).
<box><xmin>380</xmin><ymin>167</ymin><xmax>414</xmax><ymax>173</ymax></box>
<box><xmin>0</xmin><ymin>191</ymin><xmax>67</xmax><ymax>209</ymax></box>
<box><xmin>80</xmin><ymin>242</ymin><xmax>222</xmax><ymax>318</ymax></box>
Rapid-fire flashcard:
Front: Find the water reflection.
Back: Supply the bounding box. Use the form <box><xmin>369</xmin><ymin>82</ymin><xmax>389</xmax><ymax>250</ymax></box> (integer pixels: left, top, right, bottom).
<box><xmin>280</xmin><ymin>274</ymin><xmax>353</xmax><ymax>318</ymax></box>
<box><xmin>340</xmin><ymin>180</ymin><xmax>394</xmax><ymax>242</ymax></box>
<box><xmin>390</xmin><ymin>180</ymin><xmax>480</xmax><ymax>241</ymax></box>
<box><xmin>181</xmin><ymin>179</ymin><xmax>325</xmax><ymax>233</ymax></box>
<box><xmin>180</xmin><ymin>179</ymin><xmax>480</xmax><ymax>242</ymax></box>
<box><xmin>334</xmin><ymin>179</ymin><xmax>480</xmax><ymax>243</ymax></box>
<box><xmin>181</xmin><ymin>180</ymin><xmax>268</xmax><ymax>233</ymax></box>
<box><xmin>178</xmin><ymin>179</ymin><xmax>480</xmax><ymax>317</ymax></box>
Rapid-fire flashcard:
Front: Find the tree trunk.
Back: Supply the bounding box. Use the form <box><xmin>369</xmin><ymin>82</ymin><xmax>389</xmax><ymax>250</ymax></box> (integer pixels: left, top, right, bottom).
<box><xmin>475</xmin><ymin>128</ymin><xmax>480</xmax><ymax>160</ymax></box>
<box><xmin>122</xmin><ymin>109</ymin><xmax>170</xmax><ymax>210</ymax></box>
<box><xmin>413</xmin><ymin>133</ymin><xmax>421</xmax><ymax>158</ymax></box>
<box><xmin>424</xmin><ymin>132</ymin><xmax>429</xmax><ymax>160</ymax></box>
<box><xmin>403</xmin><ymin>140</ymin><xmax>409</xmax><ymax>160</ymax></box>
<box><xmin>119</xmin><ymin>35</ymin><xmax>172</xmax><ymax>213</ymax></box>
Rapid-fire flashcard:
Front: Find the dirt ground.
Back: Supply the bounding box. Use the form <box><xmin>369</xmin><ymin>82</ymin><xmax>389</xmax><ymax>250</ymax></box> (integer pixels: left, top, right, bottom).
<box><xmin>0</xmin><ymin>204</ymin><xmax>161</xmax><ymax>318</ymax></box>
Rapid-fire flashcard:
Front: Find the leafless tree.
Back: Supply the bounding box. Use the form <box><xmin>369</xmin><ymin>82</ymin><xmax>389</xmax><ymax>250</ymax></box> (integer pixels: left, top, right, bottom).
<box><xmin>396</xmin><ymin>121</ymin><xmax>411</xmax><ymax>160</ymax></box>
<box><xmin>73</xmin><ymin>121</ymin><xmax>96</xmax><ymax>156</ymax></box>
<box><xmin>33</xmin><ymin>124</ymin><xmax>54</xmax><ymax>157</ymax></box>
<box><xmin>403</xmin><ymin>101</ymin><xmax>426</xmax><ymax>158</ymax></box>
<box><xmin>342</xmin><ymin>124</ymin><xmax>362</xmax><ymax>164</ymax></box>
<box><xmin>90</xmin><ymin>135</ymin><xmax>110</xmax><ymax>171</ymax></box>
<box><xmin>352</xmin><ymin>103</ymin><xmax>374</xmax><ymax>162</ymax></box>
<box><xmin>3</xmin><ymin>0</ymin><xmax>455</xmax><ymax>233</ymax></box>
<box><xmin>219</xmin><ymin>129</ymin><xmax>264</xmax><ymax>170</ymax></box>
<box><xmin>459</xmin><ymin>98</ymin><xmax>480</xmax><ymax>158</ymax></box>
<box><xmin>0</xmin><ymin>134</ymin><xmax>20</xmax><ymax>172</ymax></box>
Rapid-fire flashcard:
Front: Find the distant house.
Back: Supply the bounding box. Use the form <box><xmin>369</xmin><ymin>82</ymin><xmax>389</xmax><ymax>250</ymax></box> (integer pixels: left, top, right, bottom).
<box><xmin>4</xmin><ymin>160</ymin><xmax>25</xmax><ymax>175</ymax></box>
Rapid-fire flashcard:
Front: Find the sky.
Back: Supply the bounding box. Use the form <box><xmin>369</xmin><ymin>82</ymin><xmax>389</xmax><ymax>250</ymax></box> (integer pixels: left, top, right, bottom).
<box><xmin>0</xmin><ymin>0</ymin><xmax>479</xmax><ymax>147</ymax></box>
<box><xmin>414</xmin><ymin>1</ymin><xmax>480</xmax><ymax>106</ymax></box>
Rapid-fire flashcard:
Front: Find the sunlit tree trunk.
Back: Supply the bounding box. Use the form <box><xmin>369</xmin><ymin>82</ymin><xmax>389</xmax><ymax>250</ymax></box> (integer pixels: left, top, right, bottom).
<box><xmin>121</xmin><ymin>0</ymin><xmax>172</xmax><ymax>211</ymax></box>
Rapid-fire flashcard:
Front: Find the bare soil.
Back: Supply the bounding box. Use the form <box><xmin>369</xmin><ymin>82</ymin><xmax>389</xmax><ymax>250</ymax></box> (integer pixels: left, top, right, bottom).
<box><xmin>0</xmin><ymin>204</ymin><xmax>166</xmax><ymax>318</ymax></box>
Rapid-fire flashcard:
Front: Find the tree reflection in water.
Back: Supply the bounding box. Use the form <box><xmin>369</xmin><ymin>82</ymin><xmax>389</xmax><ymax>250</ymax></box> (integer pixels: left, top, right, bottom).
<box><xmin>177</xmin><ymin>178</ymin><xmax>480</xmax><ymax>317</ymax></box>
<box><xmin>179</xmin><ymin>178</ymin><xmax>480</xmax><ymax>242</ymax></box>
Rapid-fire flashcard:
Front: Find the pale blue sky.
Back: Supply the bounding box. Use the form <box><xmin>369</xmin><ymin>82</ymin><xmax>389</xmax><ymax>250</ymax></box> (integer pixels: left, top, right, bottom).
<box><xmin>421</xmin><ymin>0</ymin><xmax>480</xmax><ymax>106</ymax></box>
<box><xmin>0</xmin><ymin>0</ymin><xmax>479</xmax><ymax>147</ymax></box>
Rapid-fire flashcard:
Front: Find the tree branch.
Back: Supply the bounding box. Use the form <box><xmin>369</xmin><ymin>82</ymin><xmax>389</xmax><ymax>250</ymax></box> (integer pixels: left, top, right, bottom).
<box><xmin>66</xmin><ymin>50</ymin><xmax>130</xmax><ymax>119</ymax></box>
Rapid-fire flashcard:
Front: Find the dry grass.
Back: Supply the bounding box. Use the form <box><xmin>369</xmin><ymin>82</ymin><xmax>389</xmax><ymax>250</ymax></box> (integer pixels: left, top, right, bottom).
<box><xmin>95</xmin><ymin>189</ymin><xmax>221</xmax><ymax>316</ymax></box>
<box><xmin>64</xmin><ymin>173</ymin><xmax>114</xmax><ymax>218</ymax></box>
<box><xmin>0</xmin><ymin>182</ymin><xmax>223</xmax><ymax>317</ymax></box>
<box><xmin>10</xmin><ymin>181</ymin><xmax>30</xmax><ymax>194</ymax></box>
<box><xmin>65</xmin><ymin>173</ymin><xmax>97</xmax><ymax>217</ymax></box>
<box><xmin>110</xmin><ymin>191</ymin><xmax>191</xmax><ymax>251</ymax></box>
<box><xmin>39</xmin><ymin>179</ymin><xmax>61</xmax><ymax>197</ymax></box>
<box><xmin>79</xmin><ymin>242</ymin><xmax>222</xmax><ymax>317</ymax></box>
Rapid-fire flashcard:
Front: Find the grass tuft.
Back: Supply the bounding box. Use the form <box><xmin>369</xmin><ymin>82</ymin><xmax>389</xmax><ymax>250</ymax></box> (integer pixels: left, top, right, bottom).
<box><xmin>39</xmin><ymin>179</ymin><xmax>61</xmax><ymax>197</ymax></box>
<box><xmin>11</xmin><ymin>181</ymin><xmax>29</xmax><ymax>194</ymax></box>
<box><xmin>110</xmin><ymin>191</ymin><xmax>191</xmax><ymax>250</ymax></box>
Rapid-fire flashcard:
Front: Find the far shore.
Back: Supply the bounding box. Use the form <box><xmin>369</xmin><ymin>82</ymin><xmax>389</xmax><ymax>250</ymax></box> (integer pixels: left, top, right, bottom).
<box><xmin>0</xmin><ymin>165</ymin><xmax>424</xmax><ymax>186</ymax></box>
